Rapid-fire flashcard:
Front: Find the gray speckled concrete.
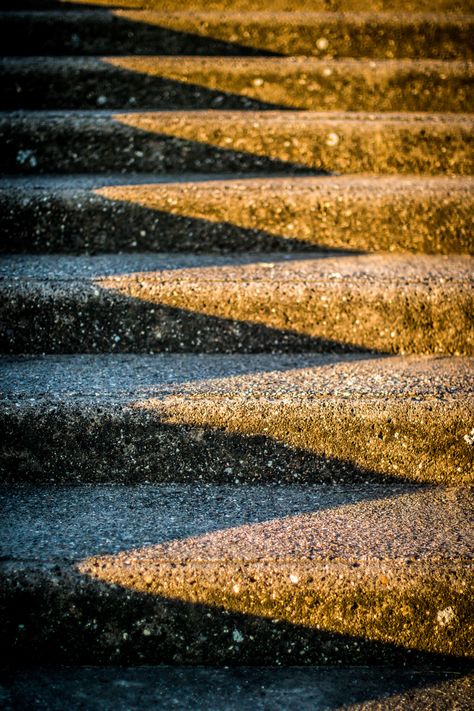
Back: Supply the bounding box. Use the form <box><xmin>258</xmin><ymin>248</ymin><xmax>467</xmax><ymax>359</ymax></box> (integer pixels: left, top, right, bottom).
<box><xmin>1</xmin><ymin>175</ymin><xmax>472</xmax><ymax>254</ymax></box>
<box><xmin>1</xmin><ymin>111</ymin><xmax>472</xmax><ymax>175</ymax></box>
<box><xmin>0</xmin><ymin>252</ymin><xmax>472</xmax><ymax>354</ymax></box>
<box><xmin>1</xmin><ymin>666</ymin><xmax>472</xmax><ymax>710</ymax></box>
<box><xmin>0</xmin><ymin>483</ymin><xmax>472</xmax><ymax>664</ymax></box>
<box><xmin>0</xmin><ymin>354</ymin><xmax>472</xmax><ymax>484</ymax></box>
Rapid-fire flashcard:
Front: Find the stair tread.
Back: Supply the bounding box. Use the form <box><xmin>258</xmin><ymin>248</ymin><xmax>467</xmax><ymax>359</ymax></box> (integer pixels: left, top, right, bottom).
<box><xmin>1</xmin><ymin>481</ymin><xmax>472</xmax><ymax>562</ymax></box>
<box><xmin>2</xmin><ymin>251</ymin><xmax>472</xmax><ymax>280</ymax></box>
<box><xmin>1</xmin><ymin>352</ymin><xmax>472</xmax><ymax>402</ymax></box>
<box><xmin>1</xmin><ymin>666</ymin><xmax>473</xmax><ymax>711</ymax></box>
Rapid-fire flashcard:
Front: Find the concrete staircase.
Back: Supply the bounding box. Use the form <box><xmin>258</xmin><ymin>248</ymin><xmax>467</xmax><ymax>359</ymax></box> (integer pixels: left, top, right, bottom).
<box><xmin>0</xmin><ymin>0</ymin><xmax>473</xmax><ymax>707</ymax></box>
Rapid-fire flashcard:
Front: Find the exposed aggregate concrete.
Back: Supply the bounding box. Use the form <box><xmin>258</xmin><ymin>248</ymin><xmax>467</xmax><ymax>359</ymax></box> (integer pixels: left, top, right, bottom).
<box><xmin>0</xmin><ymin>354</ymin><xmax>472</xmax><ymax>484</ymax></box>
<box><xmin>2</xmin><ymin>57</ymin><xmax>472</xmax><ymax>112</ymax></box>
<box><xmin>1</xmin><ymin>175</ymin><xmax>472</xmax><ymax>254</ymax></box>
<box><xmin>1</xmin><ymin>111</ymin><xmax>473</xmax><ymax>175</ymax></box>
<box><xmin>0</xmin><ymin>10</ymin><xmax>473</xmax><ymax>58</ymax></box>
<box><xmin>0</xmin><ymin>482</ymin><xmax>472</xmax><ymax>664</ymax></box>
<box><xmin>0</xmin><ymin>253</ymin><xmax>472</xmax><ymax>355</ymax></box>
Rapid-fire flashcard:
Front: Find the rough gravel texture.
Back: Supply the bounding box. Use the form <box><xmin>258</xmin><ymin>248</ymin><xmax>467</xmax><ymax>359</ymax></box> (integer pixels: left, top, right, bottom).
<box><xmin>2</xmin><ymin>57</ymin><xmax>473</xmax><ymax>112</ymax></box>
<box><xmin>1</xmin><ymin>175</ymin><xmax>473</xmax><ymax>254</ymax></box>
<box><xmin>1</xmin><ymin>253</ymin><xmax>472</xmax><ymax>354</ymax></box>
<box><xmin>1</xmin><ymin>111</ymin><xmax>473</xmax><ymax>175</ymax></box>
<box><xmin>0</xmin><ymin>482</ymin><xmax>472</xmax><ymax>664</ymax></box>
<box><xmin>1</xmin><ymin>354</ymin><xmax>472</xmax><ymax>484</ymax></box>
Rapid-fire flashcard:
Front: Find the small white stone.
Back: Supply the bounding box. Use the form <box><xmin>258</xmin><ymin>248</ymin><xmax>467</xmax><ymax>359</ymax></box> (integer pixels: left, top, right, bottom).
<box><xmin>96</xmin><ymin>95</ymin><xmax>107</xmax><ymax>106</ymax></box>
<box><xmin>316</xmin><ymin>37</ymin><xmax>329</xmax><ymax>50</ymax></box>
<box><xmin>252</xmin><ymin>77</ymin><xmax>264</xmax><ymax>87</ymax></box>
<box><xmin>232</xmin><ymin>583</ymin><xmax>241</xmax><ymax>594</ymax></box>
<box><xmin>437</xmin><ymin>606</ymin><xmax>455</xmax><ymax>626</ymax></box>
<box><xmin>289</xmin><ymin>574</ymin><xmax>299</xmax><ymax>584</ymax></box>
<box><xmin>326</xmin><ymin>132</ymin><xmax>339</xmax><ymax>147</ymax></box>
<box><xmin>463</xmin><ymin>428</ymin><xmax>474</xmax><ymax>445</ymax></box>
<box><xmin>232</xmin><ymin>629</ymin><xmax>244</xmax><ymax>643</ymax></box>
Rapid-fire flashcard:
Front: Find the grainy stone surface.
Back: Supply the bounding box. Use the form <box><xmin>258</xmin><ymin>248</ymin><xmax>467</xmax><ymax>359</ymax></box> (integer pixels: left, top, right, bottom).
<box><xmin>0</xmin><ymin>354</ymin><xmax>472</xmax><ymax>483</ymax></box>
<box><xmin>1</xmin><ymin>111</ymin><xmax>472</xmax><ymax>175</ymax></box>
<box><xmin>0</xmin><ymin>667</ymin><xmax>472</xmax><ymax>710</ymax></box>
<box><xmin>2</xmin><ymin>57</ymin><xmax>473</xmax><ymax>112</ymax></box>
<box><xmin>0</xmin><ymin>10</ymin><xmax>472</xmax><ymax>58</ymax></box>
<box><xmin>0</xmin><ymin>253</ymin><xmax>472</xmax><ymax>354</ymax></box>
<box><xmin>1</xmin><ymin>175</ymin><xmax>472</xmax><ymax>254</ymax></box>
<box><xmin>0</xmin><ymin>482</ymin><xmax>473</xmax><ymax>665</ymax></box>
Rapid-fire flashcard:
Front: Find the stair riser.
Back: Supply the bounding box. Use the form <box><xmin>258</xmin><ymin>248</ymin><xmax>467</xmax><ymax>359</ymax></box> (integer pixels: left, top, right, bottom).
<box><xmin>2</xmin><ymin>113</ymin><xmax>473</xmax><ymax>175</ymax></box>
<box><xmin>1</xmin><ymin>560</ymin><xmax>471</xmax><ymax>665</ymax></box>
<box><xmin>1</xmin><ymin>179</ymin><xmax>472</xmax><ymax>254</ymax></box>
<box><xmin>1</xmin><ymin>400</ymin><xmax>472</xmax><ymax>484</ymax></box>
<box><xmin>1</xmin><ymin>12</ymin><xmax>472</xmax><ymax>59</ymax></box>
<box><xmin>1</xmin><ymin>261</ymin><xmax>472</xmax><ymax>354</ymax></box>
<box><xmin>2</xmin><ymin>59</ymin><xmax>473</xmax><ymax>112</ymax></box>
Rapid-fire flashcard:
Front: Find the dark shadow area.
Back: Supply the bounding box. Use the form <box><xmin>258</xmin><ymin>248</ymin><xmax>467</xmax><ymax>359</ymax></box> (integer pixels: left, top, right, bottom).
<box><xmin>0</xmin><ymin>61</ymin><xmax>293</xmax><ymax>111</ymax></box>
<box><xmin>0</xmin><ymin>10</ymin><xmax>283</xmax><ymax>57</ymax></box>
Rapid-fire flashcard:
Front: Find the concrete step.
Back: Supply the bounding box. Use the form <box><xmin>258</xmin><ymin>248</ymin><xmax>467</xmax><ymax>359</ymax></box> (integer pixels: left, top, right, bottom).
<box><xmin>0</xmin><ymin>482</ymin><xmax>472</xmax><ymax>663</ymax></box>
<box><xmin>2</xmin><ymin>111</ymin><xmax>473</xmax><ymax>175</ymax></box>
<box><xmin>1</xmin><ymin>10</ymin><xmax>472</xmax><ymax>58</ymax></box>
<box><xmin>1</xmin><ymin>666</ymin><xmax>473</xmax><ymax>710</ymax></box>
<box><xmin>1</xmin><ymin>175</ymin><xmax>472</xmax><ymax>255</ymax></box>
<box><xmin>0</xmin><ymin>353</ymin><xmax>472</xmax><ymax>484</ymax></box>
<box><xmin>2</xmin><ymin>57</ymin><xmax>473</xmax><ymax>112</ymax></box>
<box><xmin>1</xmin><ymin>253</ymin><xmax>472</xmax><ymax>355</ymax></box>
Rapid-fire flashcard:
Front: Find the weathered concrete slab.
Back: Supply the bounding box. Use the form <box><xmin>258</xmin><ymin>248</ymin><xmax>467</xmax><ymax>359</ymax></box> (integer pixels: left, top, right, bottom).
<box><xmin>0</xmin><ymin>354</ymin><xmax>472</xmax><ymax>483</ymax></box>
<box><xmin>0</xmin><ymin>253</ymin><xmax>472</xmax><ymax>355</ymax></box>
<box><xmin>0</xmin><ymin>10</ymin><xmax>472</xmax><ymax>58</ymax></box>
<box><xmin>1</xmin><ymin>665</ymin><xmax>473</xmax><ymax>711</ymax></box>
<box><xmin>1</xmin><ymin>111</ymin><xmax>472</xmax><ymax>174</ymax></box>
<box><xmin>1</xmin><ymin>175</ymin><xmax>472</xmax><ymax>254</ymax></box>
<box><xmin>2</xmin><ymin>57</ymin><xmax>472</xmax><ymax>112</ymax></box>
<box><xmin>0</xmin><ymin>482</ymin><xmax>472</xmax><ymax>664</ymax></box>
